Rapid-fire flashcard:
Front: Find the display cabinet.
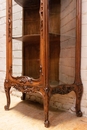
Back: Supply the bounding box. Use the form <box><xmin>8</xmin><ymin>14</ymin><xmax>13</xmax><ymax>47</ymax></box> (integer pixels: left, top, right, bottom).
<box><xmin>4</xmin><ymin>0</ymin><xmax>83</xmax><ymax>127</ymax></box>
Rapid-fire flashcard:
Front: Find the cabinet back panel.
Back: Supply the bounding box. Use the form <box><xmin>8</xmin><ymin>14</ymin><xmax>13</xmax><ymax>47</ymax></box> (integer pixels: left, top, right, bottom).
<box><xmin>23</xmin><ymin>43</ymin><xmax>40</xmax><ymax>78</ymax></box>
<box><xmin>24</xmin><ymin>9</ymin><xmax>40</xmax><ymax>35</ymax></box>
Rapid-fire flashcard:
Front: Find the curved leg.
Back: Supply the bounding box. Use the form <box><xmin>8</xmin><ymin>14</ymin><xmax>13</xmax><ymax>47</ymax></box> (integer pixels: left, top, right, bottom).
<box><xmin>43</xmin><ymin>89</ymin><xmax>50</xmax><ymax>128</ymax></box>
<box><xmin>74</xmin><ymin>84</ymin><xmax>83</xmax><ymax>117</ymax></box>
<box><xmin>4</xmin><ymin>80</ymin><xmax>11</xmax><ymax>110</ymax></box>
<box><xmin>21</xmin><ymin>93</ymin><xmax>26</xmax><ymax>100</ymax></box>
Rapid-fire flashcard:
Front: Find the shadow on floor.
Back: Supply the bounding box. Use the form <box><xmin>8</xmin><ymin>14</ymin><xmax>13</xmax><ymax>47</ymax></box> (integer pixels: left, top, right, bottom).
<box><xmin>9</xmin><ymin>99</ymin><xmax>77</xmax><ymax>127</ymax></box>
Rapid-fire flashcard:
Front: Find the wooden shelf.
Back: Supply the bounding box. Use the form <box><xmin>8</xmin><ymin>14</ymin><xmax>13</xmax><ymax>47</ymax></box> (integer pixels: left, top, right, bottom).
<box><xmin>12</xmin><ymin>33</ymin><xmax>60</xmax><ymax>44</ymax></box>
<box><xmin>12</xmin><ymin>33</ymin><xmax>75</xmax><ymax>44</ymax></box>
<box><xmin>12</xmin><ymin>34</ymin><xmax>40</xmax><ymax>43</ymax></box>
<box><xmin>14</xmin><ymin>0</ymin><xmax>40</xmax><ymax>8</ymax></box>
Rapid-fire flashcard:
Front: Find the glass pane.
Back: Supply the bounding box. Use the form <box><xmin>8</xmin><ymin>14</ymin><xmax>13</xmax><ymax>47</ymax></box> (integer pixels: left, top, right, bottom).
<box><xmin>12</xmin><ymin>1</ymin><xmax>23</xmax><ymax>77</ymax></box>
<box><xmin>12</xmin><ymin>0</ymin><xmax>40</xmax><ymax>79</ymax></box>
<box><xmin>49</xmin><ymin>0</ymin><xmax>76</xmax><ymax>87</ymax></box>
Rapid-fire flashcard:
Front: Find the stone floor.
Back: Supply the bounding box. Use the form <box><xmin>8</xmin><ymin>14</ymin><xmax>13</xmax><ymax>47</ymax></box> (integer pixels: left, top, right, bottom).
<box><xmin>0</xmin><ymin>92</ymin><xmax>87</xmax><ymax>130</ymax></box>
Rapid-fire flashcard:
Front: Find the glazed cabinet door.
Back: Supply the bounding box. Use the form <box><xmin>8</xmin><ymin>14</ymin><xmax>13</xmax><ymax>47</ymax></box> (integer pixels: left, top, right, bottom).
<box><xmin>12</xmin><ymin>0</ymin><xmax>41</xmax><ymax>81</ymax></box>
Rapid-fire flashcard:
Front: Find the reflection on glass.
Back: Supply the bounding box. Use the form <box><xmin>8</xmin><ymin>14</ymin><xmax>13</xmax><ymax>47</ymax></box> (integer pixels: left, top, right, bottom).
<box><xmin>49</xmin><ymin>0</ymin><xmax>76</xmax><ymax>87</ymax></box>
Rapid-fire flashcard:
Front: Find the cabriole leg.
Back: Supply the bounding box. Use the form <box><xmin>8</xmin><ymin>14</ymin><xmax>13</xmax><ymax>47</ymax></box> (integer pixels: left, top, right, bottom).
<box><xmin>74</xmin><ymin>84</ymin><xmax>83</xmax><ymax>117</ymax></box>
<box><xmin>43</xmin><ymin>90</ymin><xmax>50</xmax><ymax>128</ymax></box>
<box><xmin>4</xmin><ymin>80</ymin><xmax>11</xmax><ymax>110</ymax></box>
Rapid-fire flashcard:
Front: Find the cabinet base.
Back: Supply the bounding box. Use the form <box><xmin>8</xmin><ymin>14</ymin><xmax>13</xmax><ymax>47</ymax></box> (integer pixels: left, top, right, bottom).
<box><xmin>4</xmin><ymin>78</ymin><xmax>83</xmax><ymax>127</ymax></box>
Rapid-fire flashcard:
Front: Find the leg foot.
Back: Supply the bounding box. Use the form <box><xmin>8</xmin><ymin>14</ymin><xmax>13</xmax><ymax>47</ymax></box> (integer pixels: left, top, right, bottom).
<box><xmin>74</xmin><ymin>84</ymin><xmax>83</xmax><ymax>117</ymax></box>
<box><xmin>44</xmin><ymin>120</ymin><xmax>50</xmax><ymax>128</ymax></box>
<box><xmin>21</xmin><ymin>93</ymin><xmax>26</xmax><ymax>100</ymax></box>
<box><xmin>4</xmin><ymin>105</ymin><xmax>9</xmax><ymax>111</ymax></box>
<box><xmin>76</xmin><ymin>110</ymin><xmax>82</xmax><ymax>117</ymax></box>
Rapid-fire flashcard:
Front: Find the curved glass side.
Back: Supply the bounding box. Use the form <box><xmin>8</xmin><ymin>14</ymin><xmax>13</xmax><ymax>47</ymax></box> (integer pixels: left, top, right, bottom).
<box><xmin>49</xmin><ymin>0</ymin><xmax>76</xmax><ymax>87</ymax></box>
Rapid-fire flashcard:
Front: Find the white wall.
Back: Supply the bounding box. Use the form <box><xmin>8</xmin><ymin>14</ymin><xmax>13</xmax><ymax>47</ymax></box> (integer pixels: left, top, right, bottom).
<box><xmin>0</xmin><ymin>0</ymin><xmax>87</xmax><ymax>117</ymax></box>
<box><xmin>0</xmin><ymin>0</ymin><xmax>6</xmax><ymax>91</ymax></box>
<box><xmin>81</xmin><ymin>0</ymin><xmax>87</xmax><ymax>116</ymax></box>
<box><xmin>12</xmin><ymin>0</ymin><xmax>22</xmax><ymax>77</ymax></box>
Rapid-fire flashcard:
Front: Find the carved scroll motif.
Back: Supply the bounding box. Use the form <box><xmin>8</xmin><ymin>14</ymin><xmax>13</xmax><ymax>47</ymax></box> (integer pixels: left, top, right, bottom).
<box><xmin>8</xmin><ymin>7</ymin><xmax>12</xmax><ymax>42</ymax></box>
<box><xmin>11</xmin><ymin>82</ymin><xmax>40</xmax><ymax>93</ymax></box>
<box><xmin>51</xmin><ymin>84</ymin><xmax>74</xmax><ymax>95</ymax></box>
<box><xmin>12</xmin><ymin>75</ymin><xmax>40</xmax><ymax>84</ymax></box>
<box><xmin>40</xmin><ymin>0</ymin><xmax>44</xmax><ymax>38</ymax></box>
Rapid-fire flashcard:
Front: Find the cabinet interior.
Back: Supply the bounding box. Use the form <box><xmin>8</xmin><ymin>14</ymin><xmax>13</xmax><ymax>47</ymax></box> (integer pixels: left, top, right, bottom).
<box><xmin>13</xmin><ymin>0</ymin><xmax>76</xmax><ymax>86</ymax></box>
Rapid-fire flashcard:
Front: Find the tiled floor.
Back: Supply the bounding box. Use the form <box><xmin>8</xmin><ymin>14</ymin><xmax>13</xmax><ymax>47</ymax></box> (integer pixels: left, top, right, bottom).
<box><xmin>0</xmin><ymin>92</ymin><xmax>87</xmax><ymax>130</ymax></box>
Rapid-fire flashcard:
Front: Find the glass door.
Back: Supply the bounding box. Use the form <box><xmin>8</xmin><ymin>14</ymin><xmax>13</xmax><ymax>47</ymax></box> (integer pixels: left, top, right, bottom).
<box><xmin>12</xmin><ymin>0</ymin><xmax>40</xmax><ymax>80</ymax></box>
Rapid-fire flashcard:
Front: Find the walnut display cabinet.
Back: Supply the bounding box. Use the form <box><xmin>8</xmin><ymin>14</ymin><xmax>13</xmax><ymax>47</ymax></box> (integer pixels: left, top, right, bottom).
<box><xmin>5</xmin><ymin>0</ymin><xmax>83</xmax><ymax>127</ymax></box>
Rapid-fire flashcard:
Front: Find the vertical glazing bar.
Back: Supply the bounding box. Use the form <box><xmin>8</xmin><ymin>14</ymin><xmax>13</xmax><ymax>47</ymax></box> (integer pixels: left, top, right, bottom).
<box><xmin>40</xmin><ymin>0</ymin><xmax>45</xmax><ymax>85</ymax></box>
<box><xmin>44</xmin><ymin>0</ymin><xmax>49</xmax><ymax>88</ymax></box>
<box><xmin>40</xmin><ymin>0</ymin><xmax>49</xmax><ymax>87</ymax></box>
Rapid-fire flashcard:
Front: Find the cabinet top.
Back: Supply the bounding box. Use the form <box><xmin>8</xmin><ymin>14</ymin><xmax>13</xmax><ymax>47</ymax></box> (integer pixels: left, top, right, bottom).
<box><xmin>14</xmin><ymin>0</ymin><xmax>40</xmax><ymax>8</ymax></box>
